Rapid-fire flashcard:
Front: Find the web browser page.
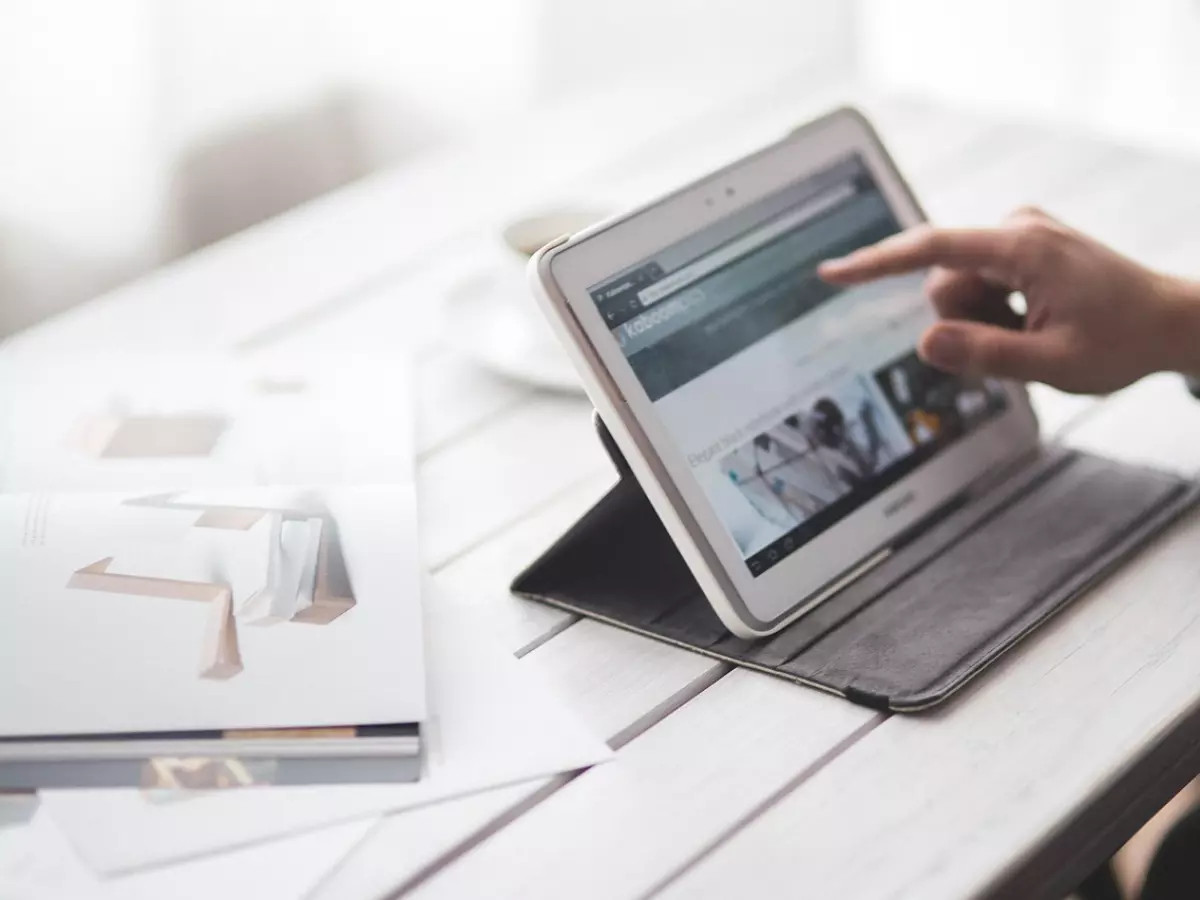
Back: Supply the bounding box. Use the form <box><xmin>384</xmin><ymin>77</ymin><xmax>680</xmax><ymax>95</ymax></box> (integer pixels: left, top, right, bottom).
<box><xmin>588</xmin><ymin>155</ymin><xmax>1008</xmax><ymax>576</ymax></box>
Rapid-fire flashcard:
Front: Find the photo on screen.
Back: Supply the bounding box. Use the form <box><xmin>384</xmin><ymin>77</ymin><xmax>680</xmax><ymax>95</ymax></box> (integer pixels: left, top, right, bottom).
<box><xmin>703</xmin><ymin>374</ymin><xmax>913</xmax><ymax>557</ymax></box>
<box><xmin>872</xmin><ymin>351</ymin><xmax>1008</xmax><ymax>448</ymax></box>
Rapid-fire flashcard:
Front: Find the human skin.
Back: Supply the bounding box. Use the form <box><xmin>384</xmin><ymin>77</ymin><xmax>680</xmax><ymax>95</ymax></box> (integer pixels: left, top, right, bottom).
<box><xmin>819</xmin><ymin>206</ymin><xmax>1200</xmax><ymax>394</ymax></box>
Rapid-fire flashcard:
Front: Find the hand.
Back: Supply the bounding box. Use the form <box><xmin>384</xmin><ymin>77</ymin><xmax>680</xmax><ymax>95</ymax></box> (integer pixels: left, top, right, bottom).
<box><xmin>818</xmin><ymin>206</ymin><xmax>1200</xmax><ymax>394</ymax></box>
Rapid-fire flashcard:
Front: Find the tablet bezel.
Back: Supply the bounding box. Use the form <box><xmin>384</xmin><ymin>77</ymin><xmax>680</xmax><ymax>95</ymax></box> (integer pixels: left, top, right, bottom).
<box><xmin>540</xmin><ymin>107</ymin><xmax>1040</xmax><ymax>634</ymax></box>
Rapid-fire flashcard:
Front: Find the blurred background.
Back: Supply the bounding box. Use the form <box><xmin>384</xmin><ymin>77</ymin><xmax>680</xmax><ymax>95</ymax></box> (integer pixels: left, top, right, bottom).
<box><xmin>3</xmin><ymin>0</ymin><xmax>1200</xmax><ymax>336</ymax></box>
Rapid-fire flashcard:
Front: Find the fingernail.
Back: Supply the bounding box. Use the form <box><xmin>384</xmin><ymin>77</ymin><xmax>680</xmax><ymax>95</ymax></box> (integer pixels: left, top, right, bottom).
<box><xmin>920</xmin><ymin>327</ymin><xmax>969</xmax><ymax>371</ymax></box>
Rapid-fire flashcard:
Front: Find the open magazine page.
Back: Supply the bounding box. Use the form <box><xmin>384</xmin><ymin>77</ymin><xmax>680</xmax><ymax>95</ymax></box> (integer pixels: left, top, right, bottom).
<box><xmin>0</xmin><ymin>357</ymin><xmax>425</xmax><ymax>738</ymax></box>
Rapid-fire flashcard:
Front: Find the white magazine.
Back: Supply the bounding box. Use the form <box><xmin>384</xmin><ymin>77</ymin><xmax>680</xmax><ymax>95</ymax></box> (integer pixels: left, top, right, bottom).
<box><xmin>0</xmin><ymin>357</ymin><xmax>425</xmax><ymax>749</ymax></box>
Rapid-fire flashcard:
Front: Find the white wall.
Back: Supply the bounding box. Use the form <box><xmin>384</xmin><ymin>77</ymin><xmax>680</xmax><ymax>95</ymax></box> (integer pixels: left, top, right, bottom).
<box><xmin>0</xmin><ymin>0</ymin><xmax>162</xmax><ymax>331</ymax></box>
<box><xmin>534</xmin><ymin>0</ymin><xmax>856</xmax><ymax>102</ymax></box>
<box><xmin>0</xmin><ymin>0</ymin><xmax>545</xmax><ymax>333</ymax></box>
<box><xmin>858</xmin><ymin>0</ymin><xmax>1200</xmax><ymax>153</ymax></box>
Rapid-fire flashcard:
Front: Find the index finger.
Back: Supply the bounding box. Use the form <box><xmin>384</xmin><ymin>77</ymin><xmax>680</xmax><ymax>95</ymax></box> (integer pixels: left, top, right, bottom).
<box><xmin>818</xmin><ymin>225</ymin><xmax>1020</xmax><ymax>285</ymax></box>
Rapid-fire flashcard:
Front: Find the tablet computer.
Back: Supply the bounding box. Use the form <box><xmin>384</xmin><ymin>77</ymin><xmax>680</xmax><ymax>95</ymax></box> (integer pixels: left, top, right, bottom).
<box><xmin>529</xmin><ymin>107</ymin><xmax>1039</xmax><ymax>638</ymax></box>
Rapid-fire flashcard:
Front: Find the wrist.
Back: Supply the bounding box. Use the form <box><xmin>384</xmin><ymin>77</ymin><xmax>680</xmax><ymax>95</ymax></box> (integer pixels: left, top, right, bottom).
<box><xmin>1153</xmin><ymin>275</ymin><xmax>1200</xmax><ymax>377</ymax></box>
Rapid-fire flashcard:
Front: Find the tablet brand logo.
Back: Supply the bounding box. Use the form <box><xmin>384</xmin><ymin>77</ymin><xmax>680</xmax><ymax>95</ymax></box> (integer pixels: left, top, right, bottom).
<box><xmin>883</xmin><ymin>491</ymin><xmax>916</xmax><ymax>517</ymax></box>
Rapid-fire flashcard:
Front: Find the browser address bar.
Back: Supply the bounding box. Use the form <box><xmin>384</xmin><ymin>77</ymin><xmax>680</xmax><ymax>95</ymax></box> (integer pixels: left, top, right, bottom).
<box><xmin>636</xmin><ymin>180</ymin><xmax>858</xmax><ymax>308</ymax></box>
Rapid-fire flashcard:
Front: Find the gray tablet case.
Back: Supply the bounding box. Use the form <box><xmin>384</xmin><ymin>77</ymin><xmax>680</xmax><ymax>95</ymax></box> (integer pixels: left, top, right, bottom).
<box><xmin>512</xmin><ymin>415</ymin><xmax>1200</xmax><ymax>712</ymax></box>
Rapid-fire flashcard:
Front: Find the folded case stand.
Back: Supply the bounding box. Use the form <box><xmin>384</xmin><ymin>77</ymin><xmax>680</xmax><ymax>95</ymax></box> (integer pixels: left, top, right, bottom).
<box><xmin>513</xmin><ymin>413</ymin><xmax>1200</xmax><ymax>712</ymax></box>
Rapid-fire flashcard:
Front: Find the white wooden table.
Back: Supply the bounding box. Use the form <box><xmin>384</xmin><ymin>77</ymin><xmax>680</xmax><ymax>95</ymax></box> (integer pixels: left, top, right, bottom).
<box><xmin>10</xmin><ymin>70</ymin><xmax>1200</xmax><ymax>900</ymax></box>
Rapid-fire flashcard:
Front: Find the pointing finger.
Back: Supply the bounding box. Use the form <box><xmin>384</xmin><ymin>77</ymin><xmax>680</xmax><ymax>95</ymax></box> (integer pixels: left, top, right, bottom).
<box><xmin>819</xmin><ymin>225</ymin><xmax>1023</xmax><ymax>284</ymax></box>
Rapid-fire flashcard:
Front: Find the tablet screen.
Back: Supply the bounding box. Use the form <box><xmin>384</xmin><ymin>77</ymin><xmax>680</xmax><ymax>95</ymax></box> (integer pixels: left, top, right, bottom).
<box><xmin>587</xmin><ymin>155</ymin><xmax>1009</xmax><ymax>576</ymax></box>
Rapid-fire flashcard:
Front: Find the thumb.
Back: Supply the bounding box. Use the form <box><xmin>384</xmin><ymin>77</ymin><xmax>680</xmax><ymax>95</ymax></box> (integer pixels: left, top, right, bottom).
<box><xmin>918</xmin><ymin>321</ymin><xmax>1064</xmax><ymax>383</ymax></box>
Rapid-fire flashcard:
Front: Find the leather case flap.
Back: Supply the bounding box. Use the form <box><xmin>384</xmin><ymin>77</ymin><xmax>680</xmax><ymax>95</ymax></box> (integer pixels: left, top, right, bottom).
<box><xmin>512</xmin><ymin>417</ymin><xmax>1199</xmax><ymax>711</ymax></box>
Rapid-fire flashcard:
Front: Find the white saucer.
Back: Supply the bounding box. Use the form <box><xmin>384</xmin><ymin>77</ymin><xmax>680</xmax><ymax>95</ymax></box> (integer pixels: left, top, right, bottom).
<box><xmin>441</xmin><ymin>270</ymin><xmax>584</xmax><ymax>394</ymax></box>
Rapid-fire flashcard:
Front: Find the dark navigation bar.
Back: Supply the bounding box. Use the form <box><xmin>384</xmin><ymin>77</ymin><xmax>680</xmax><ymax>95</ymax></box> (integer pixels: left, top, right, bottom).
<box><xmin>588</xmin><ymin>155</ymin><xmax>872</xmax><ymax>329</ymax></box>
<box><xmin>591</xmin><ymin>262</ymin><xmax>664</xmax><ymax>325</ymax></box>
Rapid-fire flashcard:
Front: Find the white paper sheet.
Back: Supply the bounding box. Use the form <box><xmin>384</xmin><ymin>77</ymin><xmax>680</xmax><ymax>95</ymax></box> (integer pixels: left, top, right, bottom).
<box><xmin>306</xmin><ymin>782</ymin><xmax>539</xmax><ymax>900</ymax></box>
<box><xmin>0</xmin><ymin>808</ymin><xmax>373</xmax><ymax>900</ymax></box>
<box><xmin>41</xmin><ymin>593</ymin><xmax>612</xmax><ymax>875</ymax></box>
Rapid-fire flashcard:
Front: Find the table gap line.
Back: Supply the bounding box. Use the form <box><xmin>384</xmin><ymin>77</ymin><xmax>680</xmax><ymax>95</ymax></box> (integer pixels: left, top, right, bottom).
<box><xmin>385</xmin><ymin>663</ymin><xmax>735</xmax><ymax>899</ymax></box>
<box><xmin>231</xmin><ymin>235</ymin><xmax>468</xmax><ymax>355</ymax></box>
<box><xmin>976</xmin><ymin>688</ymin><xmax>1200</xmax><ymax>900</ymax></box>
<box><xmin>424</xmin><ymin>463</ymin><xmax>613</xmax><ymax>575</ymax></box>
<box><xmin>639</xmin><ymin>711</ymin><xmax>890</xmax><ymax>900</ymax></box>
<box><xmin>373</xmin><ymin>663</ymin><xmax>882</xmax><ymax>900</ymax></box>
<box><xmin>607</xmin><ymin>663</ymin><xmax>733</xmax><ymax>752</ymax></box>
<box><xmin>377</xmin><ymin>775</ymin><xmax>574</xmax><ymax>900</ymax></box>
<box><xmin>514</xmin><ymin>615</ymin><xmax>581</xmax><ymax>659</ymax></box>
<box><xmin>415</xmin><ymin>390</ymin><xmax>536</xmax><ymax>465</ymax></box>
